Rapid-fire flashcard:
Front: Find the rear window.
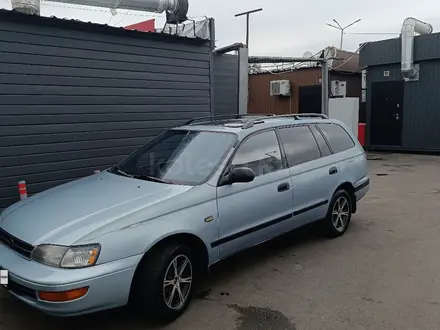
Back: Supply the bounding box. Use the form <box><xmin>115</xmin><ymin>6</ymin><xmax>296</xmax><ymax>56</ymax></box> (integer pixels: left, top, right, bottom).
<box><xmin>317</xmin><ymin>124</ymin><xmax>355</xmax><ymax>153</ymax></box>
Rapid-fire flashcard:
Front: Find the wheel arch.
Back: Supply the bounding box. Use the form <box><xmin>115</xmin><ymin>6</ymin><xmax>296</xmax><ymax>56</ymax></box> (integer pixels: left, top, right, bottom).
<box><xmin>128</xmin><ymin>232</ymin><xmax>208</xmax><ymax>319</ymax></box>
<box><xmin>136</xmin><ymin>233</ymin><xmax>209</xmax><ymax>274</ymax></box>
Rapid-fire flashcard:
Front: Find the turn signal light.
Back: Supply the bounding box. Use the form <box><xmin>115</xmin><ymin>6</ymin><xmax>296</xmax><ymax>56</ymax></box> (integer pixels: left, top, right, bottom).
<box><xmin>38</xmin><ymin>287</ymin><xmax>89</xmax><ymax>302</ymax></box>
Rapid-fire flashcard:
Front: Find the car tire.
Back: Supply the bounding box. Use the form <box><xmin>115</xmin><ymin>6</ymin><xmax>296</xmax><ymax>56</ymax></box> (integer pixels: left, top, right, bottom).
<box><xmin>130</xmin><ymin>242</ymin><xmax>196</xmax><ymax>323</ymax></box>
<box><xmin>322</xmin><ymin>189</ymin><xmax>352</xmax><ymax>238</ymax></box>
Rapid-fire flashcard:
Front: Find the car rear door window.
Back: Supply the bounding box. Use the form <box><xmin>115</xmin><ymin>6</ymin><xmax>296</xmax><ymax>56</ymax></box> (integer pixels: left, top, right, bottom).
<box><xmin>277</xmin><ymin>126</ymin><xmax>321</xmax><ymax>166</ymax></box>
<box><xmin>309</xmin><ymin>125</ymin><xmax>332</xmax><ymax>157</ymax></box>
<box><xmin>317</xmin><ymin>124</ymin><xmax>355</xmax><ymax>153</ymax></box>
<box><xmin>231</xmin><ymin>130</ymin><xmax>283</xmax><ymax>176</ymax></box>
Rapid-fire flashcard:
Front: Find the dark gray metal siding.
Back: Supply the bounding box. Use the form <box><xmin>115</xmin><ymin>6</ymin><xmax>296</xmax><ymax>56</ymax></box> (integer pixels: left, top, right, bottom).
<box><xmin>361</xmin><ymin>31</ymin><xmax>440</xmax><ymax>151</ymax></box>
<box><xmin>213</xmin><ymin>54</ymin><xmax>239</xmax><ymax>115</ymax></box>
<box><xmin>360</xmin><ymin>32</ymin><xmax>440</xmax><ymax>67</ymax></box>
<box><xmin>360</xmin><ymin>38</ymin><xmax>401</xmax><ymax>68</ymax></box>
<box><xmin>404</xmin><ymin>61</ymin><xmax>440</xmax><ymax>149</ymax></box>
<box><xmin>366</xmin><ymin>63</ymin><xmax>440</xmax><ymax>150</ymax></box>
<box><xmin>0</xmin><ymin>14</ymin><xmax>212</xmax><ymax>209</ymax></box>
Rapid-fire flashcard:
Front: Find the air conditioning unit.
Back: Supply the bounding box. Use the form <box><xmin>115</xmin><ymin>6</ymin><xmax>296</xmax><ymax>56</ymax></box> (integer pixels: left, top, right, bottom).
<box><xmin>330</xmin><ymin>80</ymin><xmax>347</xmax><ymax>97</ymax></box>
<box><xmin>270</xmin><ymin>80</ymin><xmax>290</xmax><ymax>96</ymax></box>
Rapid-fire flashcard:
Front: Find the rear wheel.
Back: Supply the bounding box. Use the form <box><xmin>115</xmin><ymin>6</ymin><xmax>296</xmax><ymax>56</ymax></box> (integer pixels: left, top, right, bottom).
<box><xmin>130</xmin><ymin>243</ymin><xmax>195</xmax><ymax>323</ymax></box>
<box><xmin>323</xmin><ymin>190</ymin><xmax>352</xmax><ymax>237</ymax></box>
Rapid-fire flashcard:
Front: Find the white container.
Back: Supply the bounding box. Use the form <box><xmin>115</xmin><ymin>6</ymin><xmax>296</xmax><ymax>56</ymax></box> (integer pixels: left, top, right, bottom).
<box><xmin>329</xmin><ymin>97</ymin><xmax>359</xmax><ymax>137</ymax></box>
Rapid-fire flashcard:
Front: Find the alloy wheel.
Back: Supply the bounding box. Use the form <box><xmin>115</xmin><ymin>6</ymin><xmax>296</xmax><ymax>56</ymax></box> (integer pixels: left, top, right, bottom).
<box><xmin>332</xmin><ymin>196</ymin><xmax>350</xmax><ymax>232</ymax></box>
<box><xmin>163</xmin><ymin>255</ymin><xmax>193</xmax><ymax>310</ymax></box>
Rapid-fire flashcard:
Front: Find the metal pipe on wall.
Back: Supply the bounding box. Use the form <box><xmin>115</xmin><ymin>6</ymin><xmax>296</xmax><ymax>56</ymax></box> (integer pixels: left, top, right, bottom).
<box><xmin>401</xmin><ymin>17</ymin><xmax>433</xmax><ymax>80</ymax></box>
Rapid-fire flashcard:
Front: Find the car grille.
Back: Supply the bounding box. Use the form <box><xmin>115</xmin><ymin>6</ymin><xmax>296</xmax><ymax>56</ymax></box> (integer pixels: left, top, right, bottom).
<box><xmin>0</xmin><ymin>228</ymin><xmax>34</xmax><ymax>259</ymax></box>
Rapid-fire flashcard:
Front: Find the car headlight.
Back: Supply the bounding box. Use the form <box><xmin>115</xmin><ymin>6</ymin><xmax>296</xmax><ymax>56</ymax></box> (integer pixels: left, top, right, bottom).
<box><xmin>31</xmin><ymin>244</ymin><xmax>100</xmax><ymax>269</ymax></box>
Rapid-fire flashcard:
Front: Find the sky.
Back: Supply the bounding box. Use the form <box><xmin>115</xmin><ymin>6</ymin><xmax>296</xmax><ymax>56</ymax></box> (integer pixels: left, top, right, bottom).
<box><xmin>1</xmin><ymin>0</ymin><xmax>440</xmax><ymax>56</ymax></box>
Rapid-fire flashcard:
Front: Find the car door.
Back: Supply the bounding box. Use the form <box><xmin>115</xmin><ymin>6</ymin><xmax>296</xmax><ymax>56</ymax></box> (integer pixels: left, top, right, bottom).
<box><xmin>215</xmin><ymin>130</ymin><xmax>294</xmax><ymax>259</ymax></box>
<box><xmin>277</xmin><ymin>125</ymin><xmax>339</xmax><ymax>228</ymax></box>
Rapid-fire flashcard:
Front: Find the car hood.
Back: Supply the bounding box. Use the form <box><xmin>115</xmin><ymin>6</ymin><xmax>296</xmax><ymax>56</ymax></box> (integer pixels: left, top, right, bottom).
<box><xmin>0</xmin><ymin>171</ymin><xmax>192</xmax><ymax>246</ymax></box>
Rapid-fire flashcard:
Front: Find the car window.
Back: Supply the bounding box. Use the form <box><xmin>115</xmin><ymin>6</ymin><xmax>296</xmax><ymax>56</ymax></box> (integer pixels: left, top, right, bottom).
<box><xmin>113</xmin><ymin>130</ymin><xmax>236</xmax><ymax>185</ymax></box>
<box><xmin>317</xmin><ymin>123</ymin><xmax>355</xmax><ymax>153</ymax></box>
<box><xmin>309</xmin><ymin>125</ymin><xmax>332</xmax><ymax>157</ymax></box>
<box><xmin>277</xmin><ymin>126</ymin><xmax>321</xmax><ymax>166</ymax></box>
<box><xmin>230</xmin><ymin>130</ymin><xmax>283</xmax><ymax>177</ymax></box>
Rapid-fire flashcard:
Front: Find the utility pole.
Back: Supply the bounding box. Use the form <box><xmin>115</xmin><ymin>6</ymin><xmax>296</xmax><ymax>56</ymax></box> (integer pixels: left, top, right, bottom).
<box><xmin>235</xmin><ymin>8</ymin><xmax>263</xmax><ymax>50</ymax></box>
<box><xmin>326</xmin><ymin>18</ymin><xmax>361</xmax><ymax>49</ymax></box>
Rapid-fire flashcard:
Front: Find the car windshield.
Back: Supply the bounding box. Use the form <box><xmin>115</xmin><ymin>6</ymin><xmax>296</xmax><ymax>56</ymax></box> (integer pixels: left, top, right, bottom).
<box><xmin>110</xmin><ymin>129</ymin><xmax>236</xmax><ymax>185</ymax></box>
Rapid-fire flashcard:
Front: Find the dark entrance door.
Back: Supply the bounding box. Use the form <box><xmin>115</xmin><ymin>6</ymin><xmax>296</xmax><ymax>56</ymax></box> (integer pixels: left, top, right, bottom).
<box><xmin>299</xmin><ymin>85</ymin><xmax>322</xmax><ymax>114</ymax></box>
<box><xmin>370</xmin><ymin>81</ymin><xmax>404</xmax><ymax>146</ymax></box>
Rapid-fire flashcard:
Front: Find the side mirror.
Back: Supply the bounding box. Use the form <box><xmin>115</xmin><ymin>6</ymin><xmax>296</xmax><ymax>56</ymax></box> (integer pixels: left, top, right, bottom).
<box><xmin>222</xmin><ymin>167</ymin><xmax>256</xmax><ymax>185</ymax></box>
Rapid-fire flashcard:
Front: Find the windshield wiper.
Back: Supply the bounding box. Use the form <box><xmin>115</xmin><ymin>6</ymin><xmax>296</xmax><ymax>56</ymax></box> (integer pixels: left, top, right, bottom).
<box><xmin>132</xmin><ymin>174</ymin><xmax>175</xmax><ymax>184</ymax></box>
<box><xmin>111</xmin><ymin>166</ymin><xmax>133</xmax><ymax>178</ymax></box>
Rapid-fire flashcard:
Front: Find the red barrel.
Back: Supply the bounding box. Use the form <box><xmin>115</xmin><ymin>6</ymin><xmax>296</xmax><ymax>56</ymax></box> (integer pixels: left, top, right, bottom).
<box><xmin>358</xmin><ymin>123</ymin><xmax>366</xmax><ymax>146</ymax></box>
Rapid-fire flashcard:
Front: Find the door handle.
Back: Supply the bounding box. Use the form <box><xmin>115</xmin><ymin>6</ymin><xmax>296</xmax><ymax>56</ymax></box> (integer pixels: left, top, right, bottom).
<box><xmin>329</xmin><ymin>167</ymin><xmax>338</xmax><ymax>175</ymax></box>
<box><xmin>278</xmin><ymin>182</ymin><xmax>290</xmax><ymax>192</ymax></box>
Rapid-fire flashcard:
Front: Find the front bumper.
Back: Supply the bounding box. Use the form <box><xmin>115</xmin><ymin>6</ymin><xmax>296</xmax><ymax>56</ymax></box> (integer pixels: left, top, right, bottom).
<box><xmin>0</xmin><ymin>243</ymin><xmax>143</xmax><ymax>316</ymax></box>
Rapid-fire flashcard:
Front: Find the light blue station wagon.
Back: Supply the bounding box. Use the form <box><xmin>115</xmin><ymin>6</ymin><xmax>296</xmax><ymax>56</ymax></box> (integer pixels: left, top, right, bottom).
<box><xmin>0</xmin><ymin>114</ymin><xmax>369</xmax><ymax>322</ymax></box>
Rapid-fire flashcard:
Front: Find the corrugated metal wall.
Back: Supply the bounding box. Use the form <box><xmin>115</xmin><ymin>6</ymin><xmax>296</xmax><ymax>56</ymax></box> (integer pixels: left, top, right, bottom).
<box><xmin>366</xmin><ymin>63</ymin><xmax>440</xmax><ymax>150</ymax></box>
<box><xmin>0</xmin><ymin>11</ymin><xmax>212</xmax><ymax>209</ymax></box>
<box><xmin>360</xmin><ymin>33</ymin><xmax>440</xmax><ymax>68</ymax></box>
<box><xmin>213</xmin><ymin>53</ymin><xmax>239</xmax><ymax>115</ymax></box>
<box><xmin>248</xmin><ymin>68</ymin><xmax>361</xmax><ymax>115</ymax></box>
<box><xmin>361</xmin><ymin>32</ymin><xmax>440</xmax><ymax>151</ymax></box>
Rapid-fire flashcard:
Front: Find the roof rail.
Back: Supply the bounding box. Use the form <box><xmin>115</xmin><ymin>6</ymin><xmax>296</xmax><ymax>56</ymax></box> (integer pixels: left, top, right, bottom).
<box><xmin>274</xmin><ymin>113</ymin><xmax>328</xmax><ymax>120</ymax></box>
<box><xmin>179</xmin><ymin>114</ymin><xmax>276</xmax><ymax>127</ymax></box>
<box><xmin>242</xmin><ymin>113</ymin><xmax>329</xmax><ymax>129</ymax></box>
<box><xmin>291</xmin><ymin>113</ymin><xmax>329</xmax><ymax>119</ymax></box>
<box><xmin>241</xmin><ymin>115</ymin><xmax>277</xmax><ymax>129</ymax></box>
<box><xmin>180</xmin><ymin>113</ymin><xmax>329</xmax><ymax>130</ymax></box>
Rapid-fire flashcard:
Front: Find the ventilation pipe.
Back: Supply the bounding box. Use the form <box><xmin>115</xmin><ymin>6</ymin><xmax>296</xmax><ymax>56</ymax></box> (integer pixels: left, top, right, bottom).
<box><xmin>401</xmin><ymin>17</ymin><xmax>433</xmax><ymax>80</ymax></box>
<box><xmin>11</xmin><ymin>0</ymin><xmax>189</xmax><ymax>23</ymax></box>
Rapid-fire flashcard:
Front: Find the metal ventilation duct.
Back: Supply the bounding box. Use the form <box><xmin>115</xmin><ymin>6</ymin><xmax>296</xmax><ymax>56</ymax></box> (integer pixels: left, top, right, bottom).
<box><xmin>401</xmin><ymin>17</ymin><xmax>433</xmax><ymax>80</ymax></box>
<box><xmin>11</xmin><ymin>0</ymin><xmax>189</xmax><ymax>23</ymax></box>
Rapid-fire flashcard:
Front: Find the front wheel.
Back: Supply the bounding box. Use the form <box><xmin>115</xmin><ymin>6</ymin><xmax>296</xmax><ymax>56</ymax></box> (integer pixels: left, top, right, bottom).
<box><xmin>323</xmin><ymin>190</ymin><xmax>352</xmax><ymax>237</ymax></box>
<box><xmin>130</xmin><ymin>243</ymin><xmax>195</xmax><ymax>323</ymax></box>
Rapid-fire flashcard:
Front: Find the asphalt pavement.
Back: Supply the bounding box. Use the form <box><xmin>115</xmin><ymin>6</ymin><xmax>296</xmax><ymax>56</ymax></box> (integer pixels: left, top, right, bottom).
<box><xmin>1</xmin><ymin>153</ymin><xmax>440</xmax><ymax>330</ymax></box>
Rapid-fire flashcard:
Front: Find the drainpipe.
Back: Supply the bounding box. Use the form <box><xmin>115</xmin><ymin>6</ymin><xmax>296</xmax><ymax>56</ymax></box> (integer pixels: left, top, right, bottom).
<box><xmin>401</xmin><ymin>17</ymin><xmax>433</xmax><ymax>80</ymax></box>
<box><xmin>11</xmin><ymin>0</ymin><xmax>189</xmax><ymax>24</ymax></box>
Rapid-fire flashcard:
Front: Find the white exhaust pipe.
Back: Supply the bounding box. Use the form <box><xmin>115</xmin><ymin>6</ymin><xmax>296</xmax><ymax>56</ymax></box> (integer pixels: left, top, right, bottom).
<box><xmin>401</xmin><ymin>17</ymin><xmax>433</xmax><ymax>80</ymax></box>
<box><xmin>11</xmin><ymin>0</ymin><xmax>189</xmax><ymax>23</ymax></box>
